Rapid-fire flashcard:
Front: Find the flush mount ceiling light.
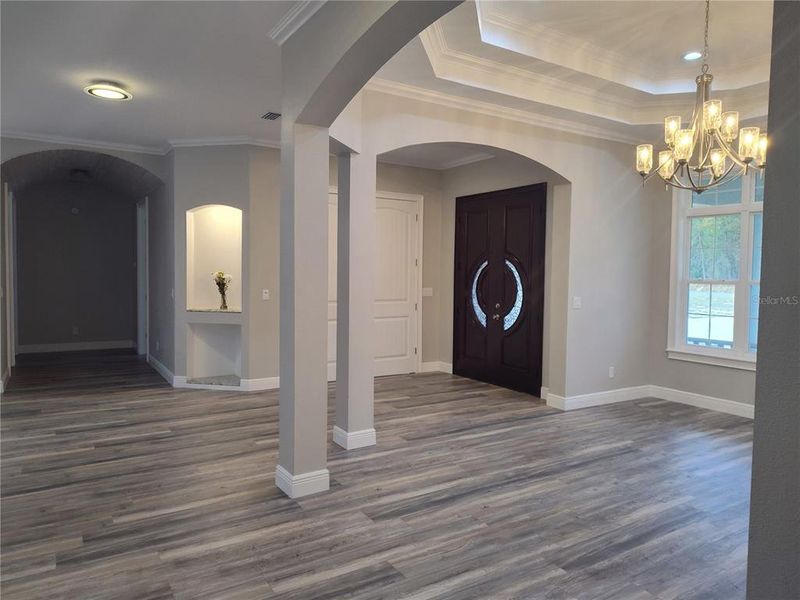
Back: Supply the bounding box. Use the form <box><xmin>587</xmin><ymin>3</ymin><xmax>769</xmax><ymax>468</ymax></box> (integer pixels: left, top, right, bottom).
<box><xmin>683</xmin><ymin>51</ymin><xmax>703</xmax><ymax>61</ymax></box>
<box><xmin>636</xmin><ymin>0</ymin><xmax>766</xmax><ymax>193</ymax></box>
<box><xmin>83</xmin><ymin>82</ymin><xmax>132</xmax><ymax>101</ymax></box>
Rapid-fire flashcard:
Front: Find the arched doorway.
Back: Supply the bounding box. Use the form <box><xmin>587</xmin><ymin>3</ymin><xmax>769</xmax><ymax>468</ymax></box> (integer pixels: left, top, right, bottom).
<box><xmin>0</xmin><ymin>149</ymin><xmax>163</xmax><ymax>386</ymax></box>
<box><xmin>374</xmin><ymin>141</ymin><xmax>571</xmax><ymax>398</ymax></box>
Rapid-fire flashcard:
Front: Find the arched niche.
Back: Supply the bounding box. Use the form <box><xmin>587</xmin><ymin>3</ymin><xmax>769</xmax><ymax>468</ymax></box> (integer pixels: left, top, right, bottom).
<box><xmin>185</xmin><ymin>204</ymin><xmax>243</xmax><ymax>312</ymax></box>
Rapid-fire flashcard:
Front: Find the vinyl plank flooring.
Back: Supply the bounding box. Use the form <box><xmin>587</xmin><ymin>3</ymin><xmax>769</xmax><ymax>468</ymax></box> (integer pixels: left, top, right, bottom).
<box><xmin>1</xmin><ymin>351</ymin><xmax>753</xmax><ymax>599</ymax></box>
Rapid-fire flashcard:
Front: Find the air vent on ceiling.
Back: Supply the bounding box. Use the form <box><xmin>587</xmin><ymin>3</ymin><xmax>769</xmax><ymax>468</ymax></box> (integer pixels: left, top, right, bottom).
<box><xmin>261</xmin><ymin>112</ymin><xmax>281</xmax><ymax>120</ymax></box>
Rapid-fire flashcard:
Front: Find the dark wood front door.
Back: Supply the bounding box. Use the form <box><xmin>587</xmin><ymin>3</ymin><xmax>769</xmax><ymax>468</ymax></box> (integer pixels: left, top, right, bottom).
<box><xmin>453</xmin><ymin>183</ymin><xmax>546</xmax><ymax>395</ymax></box>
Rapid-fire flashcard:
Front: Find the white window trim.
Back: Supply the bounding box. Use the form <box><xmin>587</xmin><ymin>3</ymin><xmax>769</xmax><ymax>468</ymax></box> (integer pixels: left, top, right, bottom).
<box><xmin>666</xmin><ymin>174</ymin><xmax>761</xmax><ymax>371</ymax></box>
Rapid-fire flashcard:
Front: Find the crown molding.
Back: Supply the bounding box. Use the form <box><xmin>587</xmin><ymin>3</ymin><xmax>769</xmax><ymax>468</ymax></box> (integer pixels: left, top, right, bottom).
<box><xmin>1</xmin><ymin>131</ymin><xmax>282</xmax><ymax>157</ymax></box>
<box><xmin>268</xmin><ymin>1</ymin><xmax>325</xmax><ymax>45</ymax></box>
<box><xmin>1</xmin><ymin>130</ymin><xmax>165</xmax><ymax>155</ymax></box>
<box><xmin>168</xmin><ymin>136</ymin><xmax>281</xmax><ymax>150</ymax></box>
<box><xmin>420</xmin><ymin>19</ymin><xmax>767</xmax><ymax>126</ymax></box>
<box><xmin>440</xmin><ymin>152</ymin><xmax>495</xmax><ymax>170</ymax></box>
<box><xmin>379</xmin><ymin>150</ymin><xmax>495</xmax><ymax>172</ymax></box>
<box><xmin>364</xmin><ymin>78</ymin><xmax>641</xmax><ymax>146</ymax></box>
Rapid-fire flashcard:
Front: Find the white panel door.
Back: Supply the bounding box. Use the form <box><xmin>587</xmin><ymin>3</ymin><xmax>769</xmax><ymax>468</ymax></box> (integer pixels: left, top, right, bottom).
<box><xmin>327</xmin><ymin>192</ymin><xmax>419</xmax><ymax>379</ymax></box>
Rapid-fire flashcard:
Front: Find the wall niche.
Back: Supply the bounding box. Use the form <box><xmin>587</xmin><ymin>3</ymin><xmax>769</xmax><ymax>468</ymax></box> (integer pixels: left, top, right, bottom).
<box><xmin>186</xmin><ymin>204</ymin><xmax>243</xmax><ymax>312</ymax></box>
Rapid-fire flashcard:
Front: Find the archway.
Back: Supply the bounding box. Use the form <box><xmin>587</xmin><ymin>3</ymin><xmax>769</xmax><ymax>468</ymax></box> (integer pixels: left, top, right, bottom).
<box><xmin>373</xmin><ymin>141</ymin><xmax>572</xmax><ymax>400</ymax></box>
<box><xmin>0</xmin><ymin>150</ymin><xmax>163</xmax><ymax>386</ymax></box>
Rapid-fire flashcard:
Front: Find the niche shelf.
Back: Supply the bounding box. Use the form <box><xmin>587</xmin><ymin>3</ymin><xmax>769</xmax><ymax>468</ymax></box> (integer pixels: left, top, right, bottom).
<box><xmin>186</xmin><ymin>204</ymin><xmax>243</xmax><ymax>313</ymax></box>
<box><xmin>186</xmin><ymin>323</ymin><xmax>242</xmax><ymax>387</ymax></box>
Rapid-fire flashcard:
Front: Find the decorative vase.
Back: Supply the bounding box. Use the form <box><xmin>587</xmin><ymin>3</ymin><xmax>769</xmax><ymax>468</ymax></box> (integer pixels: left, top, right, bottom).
<box><xmin>219</xmin><ymin>288</ymin><xmax>228</xmax><ymax>311</ymax></box>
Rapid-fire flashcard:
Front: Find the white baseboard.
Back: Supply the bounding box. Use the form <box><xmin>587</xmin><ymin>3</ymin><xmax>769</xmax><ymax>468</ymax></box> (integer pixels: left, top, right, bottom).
<box><xmin>147</xmin><ymin>355</ymin><xmax>175</xmax><ymax>385</ymax></box>
<box><xmin>420</xmin><ymin>361</ymin><xmax>453</xmax><ymax>373</ymax></box>
<box><xmin>546</xmin><ymin>384</ymin><xmax>753</xmax><ymax>419</ymax></box>
<box><xmin>0</xmin><ymin>370</ymin><xmax>8</xmax><ymax>394</ymax></box>
<box><xmin>275</xmin><ymin>464</ymin><xmax>330</xmax><ymax>498</ymax></box>
<box><xmin>546</xmin><ymin>385</ymin><xmax>651</xmax><ymax>411</ymax></box>
<box><xmin>539</xmin><ymin>386</ymin><xmax>549</xmax><ymax>400</ymax></box>
<box><xmin>333</xmin><ymin>425</ymin><xmax>376</xmax><ymax>450</ymax></box>
<box><xmin>17</xmin><ymin>339</ymin><xmax>135</xmax><ymax>354</ymax></box>
<box><xmin>649</xmin><ymin>385</ymin><xmax>754</xmax><ymax>419</ymax></box>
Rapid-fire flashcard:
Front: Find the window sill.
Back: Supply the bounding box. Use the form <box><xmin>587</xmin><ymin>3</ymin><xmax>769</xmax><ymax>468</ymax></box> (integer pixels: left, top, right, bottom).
<box><xmin>666</xmin><ymin>348</ymin><xmax>756</xmax><ymax>371</ymax></box>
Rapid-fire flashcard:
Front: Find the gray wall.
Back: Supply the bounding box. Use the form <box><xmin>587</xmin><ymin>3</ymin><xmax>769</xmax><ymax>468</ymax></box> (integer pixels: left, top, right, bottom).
<box><xmin>746</xmin><ymin>1</ymin><xmax>800</xmax><ymax>596</ymax></box>
<box><xmin>1</xmin><ymin>183</ymin><xmax>8</xmax><ymax>381</ymax></box>
<box><xmin>16</xmin><ymin>181</ymin><xmax>137</xmax><ymax>348</ymax></box>
<box><xmin>147</xmin><ymin>167</ymin><xmax>175</xmax><ymax>371</ymax></box>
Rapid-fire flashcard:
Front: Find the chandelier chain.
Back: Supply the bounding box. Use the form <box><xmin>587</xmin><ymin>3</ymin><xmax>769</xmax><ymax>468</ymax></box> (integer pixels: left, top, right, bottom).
<box><xmin>702</xmin><ymin>0</ymin><xmax>711</xmax><ymax>69</ymax></box>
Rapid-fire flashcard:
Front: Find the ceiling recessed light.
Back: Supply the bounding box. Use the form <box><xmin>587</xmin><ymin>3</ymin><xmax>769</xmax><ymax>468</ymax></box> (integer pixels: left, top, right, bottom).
<box><xmin>84</xmin><ymin>82</ymin><xmax>132</xmax><ymax>101</ymax></box>
<box><xmin>683</xmin><ymin>51</ymin><xmax>703</xmax><ymax>61</ymax></box>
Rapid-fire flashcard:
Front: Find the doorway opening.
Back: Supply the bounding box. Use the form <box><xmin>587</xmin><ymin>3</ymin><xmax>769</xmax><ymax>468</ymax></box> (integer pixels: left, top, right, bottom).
<box><xmin>0</xmin><ymin>150</ymin><xmax>162</xmax><ymax>387</ymax></box>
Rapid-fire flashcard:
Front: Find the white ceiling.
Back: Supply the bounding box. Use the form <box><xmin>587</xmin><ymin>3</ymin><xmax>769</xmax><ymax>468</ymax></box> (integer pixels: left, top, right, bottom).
<box><xmin>1</xmin><ymin>1</ymin><xmax>292</xmax><ymax>151</ymax></box>
<box><xmin>1</xmin><ymin>1</ymin><xmax>773</xmax><ymax>159</ymax></box>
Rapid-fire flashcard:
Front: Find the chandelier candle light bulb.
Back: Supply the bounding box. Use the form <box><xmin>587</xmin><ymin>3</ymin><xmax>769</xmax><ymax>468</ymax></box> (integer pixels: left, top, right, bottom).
<box><xmin>757</xmin><ymin>133</ymin><xmax>768</xmax><ymax>167</ymax></box>
<box><xmin>634</xmin><ymin>0</ymin><xmax>765</xmax><ymax>192</ymax></box>
<box><xmin>664</xmin><ymin>116</ymin><xmax>681</xmax><ymax>145</ymax></box>
<box><xmin>658</xmin><ymin>150</ymin><xmax>675</xmax><ymax>178</ymax></box>
<box><xmin>739</xmin><ymin>127</ymin><xmax>760</xmax><ymax>161</ymax></box>
<box><xmin>703</xmin><ymin>100</ymin><xmax>722</xmax><ymax>130</ymax></box>
<box><xmin>636</xmin><ymin>144</ymin><xmax>653</xmax><ymax>175</ymax></box>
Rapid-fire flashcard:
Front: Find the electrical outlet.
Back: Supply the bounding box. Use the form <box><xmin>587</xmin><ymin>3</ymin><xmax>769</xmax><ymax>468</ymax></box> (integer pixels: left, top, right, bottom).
<box><xmin>262</xmin><ymin>289</ymin><xmax>270</xmax><ymax>301</ymax></box>
<box><xmin>608</xmin><ymin>366</ymin><xmax>615</xmax><ymax>379</ymax></box>
<box><xmin>573</xmin><ymin>296</ymin><xmax>582</xmax><ymax>309</ymax></box>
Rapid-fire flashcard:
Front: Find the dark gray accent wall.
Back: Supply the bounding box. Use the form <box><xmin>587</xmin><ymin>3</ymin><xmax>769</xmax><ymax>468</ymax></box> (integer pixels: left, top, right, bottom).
<box><xmin>746</xmin><ymin>2</ymin><xmax>800</xmax><ymax>597</ymax></box>
<box><xmin>16</xmin><ymin>181</ymin><xmax>137</xmax><ymax>347</ymax></box>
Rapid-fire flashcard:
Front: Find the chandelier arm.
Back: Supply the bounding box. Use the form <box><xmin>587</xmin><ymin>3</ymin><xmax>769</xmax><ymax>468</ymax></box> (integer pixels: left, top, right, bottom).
<box><xmin>685</xmin><ymin>163</ymin><xmax>701</xmax><ymax>189</ymax></box>
<box><xmin>712</xmin><ymin>130</ymin><xmax>749</xmax><ymax>169</ymax></box>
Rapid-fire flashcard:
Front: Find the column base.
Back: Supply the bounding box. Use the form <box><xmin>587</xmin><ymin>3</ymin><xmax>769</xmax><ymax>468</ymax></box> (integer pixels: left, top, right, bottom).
<box><xmin>275</xmin><ymin>465</ymin><xmax>330</xmax><ymax>498</ymax></box>
<box><xmin>333</xmin><ymin>426</ymin><xmax>377</xmax><ymax>450</ymax></box>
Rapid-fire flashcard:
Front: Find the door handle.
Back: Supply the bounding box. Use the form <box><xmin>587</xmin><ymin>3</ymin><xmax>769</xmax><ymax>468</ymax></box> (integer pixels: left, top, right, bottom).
<box><xmin>492</xmin><ymin>314</ymin><xmax>500</xmax><ymax>320</ymax></box>
<box><xmin>495</xmin><ymin>303</ymin><xmax>501</xmax><ymax>309</ymax></box>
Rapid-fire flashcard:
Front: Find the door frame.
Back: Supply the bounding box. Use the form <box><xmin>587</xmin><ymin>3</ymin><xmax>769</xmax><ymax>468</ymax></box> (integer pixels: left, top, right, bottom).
<box><xmin>327</xmin><ymin>186</ymin><xmax>424</xmax><ymax>377</ymax></box>
<box><xmin>136</xmin><ymin>197</ymin><xmax>149</xmax><ymax>356</ymax></box>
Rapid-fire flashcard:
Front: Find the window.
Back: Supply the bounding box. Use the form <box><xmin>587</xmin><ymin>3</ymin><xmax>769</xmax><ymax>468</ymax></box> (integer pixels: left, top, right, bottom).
<box><xmin>667</xmin><ymin>173</ymin><xmax>764</xmax><ymax>370</ymax></box>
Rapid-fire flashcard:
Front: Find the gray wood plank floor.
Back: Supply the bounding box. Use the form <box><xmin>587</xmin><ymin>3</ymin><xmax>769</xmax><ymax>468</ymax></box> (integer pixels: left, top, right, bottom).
<box><xmin>1</xmin><ymin>351</ymin><xmax>752</xmax><ymax>599</ymax></box>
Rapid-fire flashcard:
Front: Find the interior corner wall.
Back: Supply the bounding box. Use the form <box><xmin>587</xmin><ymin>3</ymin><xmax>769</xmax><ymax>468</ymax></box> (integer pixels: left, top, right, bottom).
<box><xmin>147</xmin><ymin>154</ymin><xmax>175</xmax><ymax>372</ymax></box>
<box><xmin>172</xmin><ymin>145</ymin><xmax>251</xmax><ymax>378</ymax></box>
<box><xmin>247</xmin><ymin>146</ymin><xmax>281</xmax><ymax>380</ymax></box>
<box><xmin>646</xmin><ymin>176</ymin><xmax>756</xmax><ymax>404</ymax></box>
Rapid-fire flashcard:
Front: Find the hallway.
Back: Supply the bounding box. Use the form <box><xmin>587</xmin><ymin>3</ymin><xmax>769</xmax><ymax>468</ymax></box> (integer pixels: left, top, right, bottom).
<box><xmin>1</xmin><ymin>352</ymin><xmax>751</xmax><ymax>599</ymax></box>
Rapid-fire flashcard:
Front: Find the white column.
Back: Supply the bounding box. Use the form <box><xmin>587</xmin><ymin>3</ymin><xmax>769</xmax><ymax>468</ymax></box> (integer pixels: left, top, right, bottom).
<box><xmin>334</xmin><ymin>151</ymin><xmax>376</xmax><ymax>449</ymax></box>
<box><xmin>275</xmin><ymin>121</ymin><xmax>330</xmax><ymax>498</ymax></box>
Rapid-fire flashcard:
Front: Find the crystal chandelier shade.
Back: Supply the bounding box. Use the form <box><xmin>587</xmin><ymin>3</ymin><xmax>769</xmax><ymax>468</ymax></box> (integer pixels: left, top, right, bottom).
<box><xmin>635</xmin><ymin>0</ymin><xmax>766</xmax><ymax>193</ymax></box>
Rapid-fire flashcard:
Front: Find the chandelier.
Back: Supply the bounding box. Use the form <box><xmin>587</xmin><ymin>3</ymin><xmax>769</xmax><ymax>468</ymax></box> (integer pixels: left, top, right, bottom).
<box><xmin>635</xmin><ymin>0</ymin><xmax>767</xmax><ymax>193</ymax></box>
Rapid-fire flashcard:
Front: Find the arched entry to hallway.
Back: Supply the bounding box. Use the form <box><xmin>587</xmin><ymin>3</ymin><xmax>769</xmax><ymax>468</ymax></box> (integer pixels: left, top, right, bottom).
<box><xmin>0</xmin><ymin>149</ymin><xmax>163</xmax><ymax>387</ymax></box>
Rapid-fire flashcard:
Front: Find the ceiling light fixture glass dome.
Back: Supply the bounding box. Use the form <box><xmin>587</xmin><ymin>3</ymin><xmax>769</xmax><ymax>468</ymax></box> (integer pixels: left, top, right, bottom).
<box><xmin>83</xmin><ymin>82</ymin><xmax>132</xmax><ymax>101</ymax></box>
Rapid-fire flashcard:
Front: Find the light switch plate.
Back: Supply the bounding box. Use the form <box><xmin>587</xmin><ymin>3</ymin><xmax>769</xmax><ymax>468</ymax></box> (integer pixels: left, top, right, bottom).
<box><xmin>573</xmin><ymin>296</ymin><xmax>582</xmax><ymax>309</ymax></box>
<box><xmin>262</xmin><ymin>289</ymin><xmax>270</xmax><ymax>300</ymax></box>
<box><xmin>422</xmin><ymin>287</ymin><xmax>433</xmax><ymax>297</ymax></box>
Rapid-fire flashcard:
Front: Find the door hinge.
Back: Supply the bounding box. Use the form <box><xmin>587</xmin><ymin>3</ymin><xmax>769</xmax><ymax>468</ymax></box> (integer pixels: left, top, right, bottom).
<box><xmin>415</xmin><ymin>303</ymin><xmax>418</xmax><ymax>311</ymax></box>
<box><xmin>415</xmin><ymin>258</ymin><xmax>419</xmax><ymax>267</ymax></box>
<box><xmin>416</xmin><ymin>213</ymin><xmax>419</xmax><ymax>222</ymax></box>
<box><xmin>414</xmin><ymin>347</ymin><xmax>418</xmax><ymax>354</ymax></box>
